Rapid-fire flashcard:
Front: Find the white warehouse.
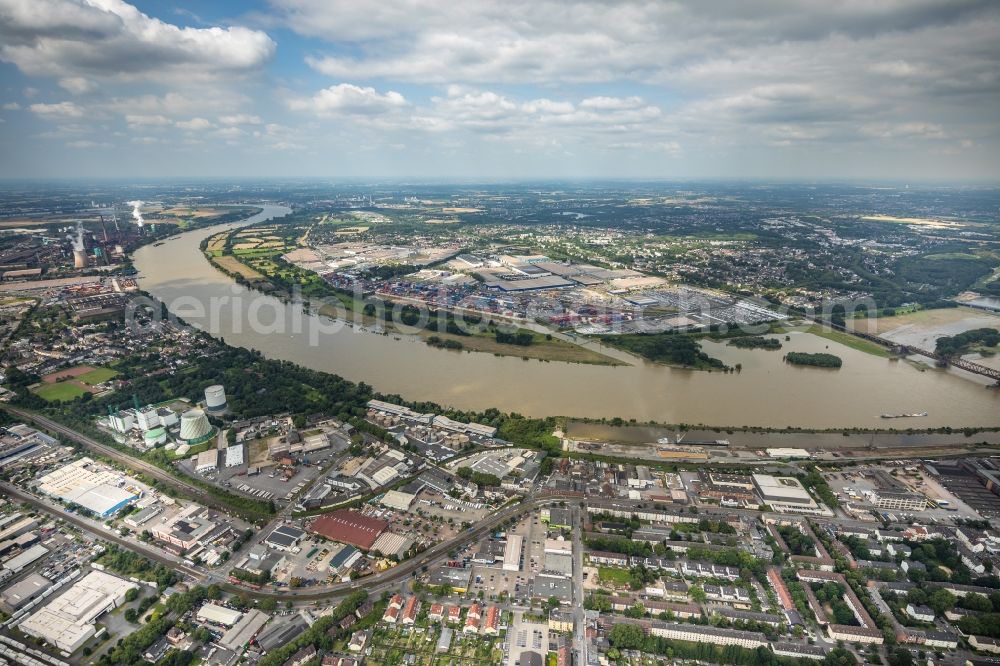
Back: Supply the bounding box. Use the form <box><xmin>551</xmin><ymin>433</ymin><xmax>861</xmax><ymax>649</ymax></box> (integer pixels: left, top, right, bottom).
<box><xmin>225</xmin><ymin>444</ymin><xmax>244</xmax><ymax>468</ymax></box>
<box><xmin>19</xmin><ymin>570</ymin><xmax>137</xmax><ymax>653</ymax></box>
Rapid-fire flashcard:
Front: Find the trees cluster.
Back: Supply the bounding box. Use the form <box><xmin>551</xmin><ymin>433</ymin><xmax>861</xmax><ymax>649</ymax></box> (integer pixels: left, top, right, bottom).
<box><xmin>936</xmin><ymin>327</ymin><xmax>1000</xmax><ymax>357</ymax></box>
<box><xmin>230</xmin><ymin>568</ymin><xmax>271</xmax><ymax>586</ymax></box>
<box><xmin>811</xmin><ymin>582</ymin><xmax>858</xmax><ymax>626</ymax></box>
<box><xmin>775</xmin><ymin>525</ymin><xmax>816</xmax><ymax>557</ymax></box>
<box><xmin>494</xmin><ymin>328</ymin><xmax>534</xmax><ymax>346</ymax></box>
<box><xmin>601</xmin><ymin>332</ymin><xmax>728</xmax><ymax>370</ymax></box>
<box><xmin>728</xmin><ymin>336</ymin><xmax>782</xmax><ymax>350</ymax></box>
<box><xmin>456</xmin><ymin>466</ymin><xmax>502</xmax><ymax>487</ymax></box>
<box><xmin>784</xmin><ymin>352</ymin><xmax>843</xmax><ymax>368</ymax></box>
<box><xmin>606</xmin><ymin>623</ymin><xmax>856</xmax><ymax>665</ymax></box>
<box><xmin>95</xmin><ymin>544</ymin><xmax>178</xmax><ymax>588</ymax></box>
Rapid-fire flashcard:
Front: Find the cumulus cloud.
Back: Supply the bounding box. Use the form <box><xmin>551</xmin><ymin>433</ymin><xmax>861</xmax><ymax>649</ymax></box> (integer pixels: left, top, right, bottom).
<box><xmin>0</xmin><ymin>0</ymin><xmax>275</xmax><ymax>82</ymax></box>
<box><xmin>125</xmin><ymin>114</ymin><xmax>171</xmax><ymax>127</ymax></box>
<box><xmin>284</xmin><ymin>0</ymin><xmax>1000</xmax><ymax>161</ymax></box>
<box><xmin>29</xmin><ymin>101</ymin><xmax>85</xmax><ymax>118</ymax></box>
<box><xmin>219</xmin><ymin>114</ymin><xmax>262</xmax><ymax>125</ymax></box>
<box><xmin>288</xmin><ymin>84</ymin><xmax>408</xmax><ymax>115</ymax></box>
<box><xmin>175</xmin><ymin>117</ymin><xmax>212</xmax><ymax>130</ymax></box>
<box><xmin>58</xmin><ymin>76</ymin><xmax>94</xmax><ymax>94</ymax></box>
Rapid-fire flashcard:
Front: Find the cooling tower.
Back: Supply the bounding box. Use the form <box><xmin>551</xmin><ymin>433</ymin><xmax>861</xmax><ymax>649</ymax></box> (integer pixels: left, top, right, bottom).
<box><xmin>73</xmin><ymin>249</ymin><xmax>88</xmax><ymax>268</ymax></box>
<box><xmin>204</xmin><ymin>385</ymin><xmax>227</xmax><ymax>413</ymax></box>
<box><xmin>179</xmin><ymin>409</ymin><xmax>212</xmax><ymax>442</ymax></box>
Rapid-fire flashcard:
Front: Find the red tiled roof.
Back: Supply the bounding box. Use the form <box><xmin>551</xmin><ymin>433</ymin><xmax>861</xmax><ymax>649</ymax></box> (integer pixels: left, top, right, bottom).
<box><xmin>309</xmin><ymin>509</ymin><xmax>389</xmax><ymax>550</ymax></box>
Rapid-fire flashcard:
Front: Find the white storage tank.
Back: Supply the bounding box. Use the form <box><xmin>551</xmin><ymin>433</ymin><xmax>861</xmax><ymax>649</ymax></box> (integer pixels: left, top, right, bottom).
<box><xmin>204</xmin><ymin>385</ymin><xmax>227</xmax><ymax>413</ymax></box>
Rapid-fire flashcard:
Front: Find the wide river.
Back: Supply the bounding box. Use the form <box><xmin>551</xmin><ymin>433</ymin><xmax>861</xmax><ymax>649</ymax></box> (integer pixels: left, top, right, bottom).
<box><xmin>134</xmin><ymin>204</ymin><xmax>1000</xmax><ymax>429</ymax></box>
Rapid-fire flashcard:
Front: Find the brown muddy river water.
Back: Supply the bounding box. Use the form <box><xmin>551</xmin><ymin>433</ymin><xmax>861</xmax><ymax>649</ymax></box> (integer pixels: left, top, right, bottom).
<box><xmin>135</xmin><ymin>205</ymin><xmax>1000</xmax><ymax>429</ymax></box>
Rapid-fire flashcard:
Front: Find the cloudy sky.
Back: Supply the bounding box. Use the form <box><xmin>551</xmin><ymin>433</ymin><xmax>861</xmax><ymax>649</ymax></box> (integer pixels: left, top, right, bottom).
<box><xmin>1</xmin><ymin>0</ymin><xmax>998</xmax><ymax>181</ymax></box>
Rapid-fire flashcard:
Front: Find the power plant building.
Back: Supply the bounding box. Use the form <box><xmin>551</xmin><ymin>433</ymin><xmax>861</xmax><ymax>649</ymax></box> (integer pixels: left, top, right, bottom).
<box><xmin>179</xmin><ymin>409</ymin><xmax>212</xmax><ymax>444</ymax></box>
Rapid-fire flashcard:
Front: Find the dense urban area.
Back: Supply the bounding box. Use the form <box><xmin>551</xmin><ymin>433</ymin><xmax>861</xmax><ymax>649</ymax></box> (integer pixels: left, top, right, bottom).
<box><xmin>0</xmin><ymin>181</ymin><xmax>998</xmax><ymax>666</ymax></box>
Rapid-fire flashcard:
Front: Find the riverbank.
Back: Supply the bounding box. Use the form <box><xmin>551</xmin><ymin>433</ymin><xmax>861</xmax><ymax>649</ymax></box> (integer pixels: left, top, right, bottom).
<box><xmin>133</xmin><ymin>204</ymin><xmax>1000</xmax><ymax>429</ymax></box>
<box><xmin>205</xmin><ymin>221</ymin><xmax>622</xmax><ymax>366</ymax></box>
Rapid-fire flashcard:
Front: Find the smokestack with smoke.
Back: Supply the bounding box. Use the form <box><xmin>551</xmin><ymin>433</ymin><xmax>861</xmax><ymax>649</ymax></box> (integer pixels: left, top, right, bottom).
<box><xmin>70</xmin><ymin>221</ymin><xmax>87</xmax><ymax>268</ymax></box>
<box><xmin>129</xmin><ymin>201</ymin><xmax>144</xmax><ymax>228</ymax></box>
<box><xmin>72</xmin><ymin>221</ymin><xmax>85</xmax><ymax>251</ymax></box>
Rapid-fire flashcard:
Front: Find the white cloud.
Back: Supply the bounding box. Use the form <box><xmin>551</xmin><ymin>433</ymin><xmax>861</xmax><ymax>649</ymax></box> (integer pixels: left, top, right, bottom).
<box><xmin>288</xmin><ymin>84</ymin><xmax>408</xmax><ymax>115</ymax></box>
<box><xmin>175</xmin><ymin>117</ymin><xmax>212</xmax><ymax>131</ymax></box>
<box><xmin>861</xmin><ymin>122</ymin><xmax>949</xmax><ymax>140</ymax></box>
<box><xmin>66</xmin><ymin>139</ymin><xmax>110</xmax><ymax>148</ymax></box>
<box><xmin>219</xmin><ymin>114</ymin><xmax>262</xmax><ymax>125</ymax></box>
<box><xmin>0</xmin><ymin>0</ymin><xmax>275</xmax><ymax>82</ymax></box>
<box><xmin>125</xmin><ymin>114</ymin><xmax>171</xmax><ymax>127</ymax></box>
<box><xmin>580</xmin><ymin>96</ymin><xmax>644</xmax><ymax>111</ymax></box>
<box><xmin>58</xmin><ymin>76</ymin><xmax>94</xmax><ymax>94</ymax></box>
<box><xmin>29</xmin><ymin>101</ymin><xmax>84</xmax><ymax>118</ymax></box>
<box><xmin>2</xmin><ymin>102</ymin><xmax>21</xmax><ymax>110</ymax></box>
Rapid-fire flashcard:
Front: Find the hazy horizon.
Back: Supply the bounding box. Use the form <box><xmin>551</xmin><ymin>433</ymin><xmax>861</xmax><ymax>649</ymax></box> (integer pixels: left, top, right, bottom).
<box><xmin>1</xmin><ymin>0</ymin><xmax>999</xmax><ymax>181</ymax></box>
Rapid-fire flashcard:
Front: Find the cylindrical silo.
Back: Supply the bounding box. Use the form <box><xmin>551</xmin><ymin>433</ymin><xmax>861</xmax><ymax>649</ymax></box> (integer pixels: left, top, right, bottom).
<box><xmin>204</xmin><ymin>384</ymin><xmax>227</xmax><ymax>413</ymax></box>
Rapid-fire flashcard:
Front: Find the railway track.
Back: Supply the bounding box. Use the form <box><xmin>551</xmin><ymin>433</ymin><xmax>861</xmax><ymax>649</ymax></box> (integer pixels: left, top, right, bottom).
<box><xmin>1</xmin><ymin>406</ymin><xmax>254</xmax><ymax>515</ymax></box>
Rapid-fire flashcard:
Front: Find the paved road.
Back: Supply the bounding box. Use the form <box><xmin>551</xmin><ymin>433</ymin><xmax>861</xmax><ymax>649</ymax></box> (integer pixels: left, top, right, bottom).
<box><xmin>226</xmin><ymin>493</ymin><xmax>580</xmax><ymax>601</ymax></box>
<box><xmin>572</xmin><ymin>505</ymin><xmax>588</xmax><ymax>666</ymax></box>
<box><xmin>2</xmin><ymin>406</ymin><xmax>222</xmax><ymax>508</ymax></box>
<box><xmin>1</xmin><ymin>481</ymin><xmax>204</xmax><ymax>580</ymax></box>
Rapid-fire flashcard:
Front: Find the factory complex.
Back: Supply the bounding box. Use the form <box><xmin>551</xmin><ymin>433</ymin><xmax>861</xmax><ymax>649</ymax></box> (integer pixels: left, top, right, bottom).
<box><xmin>35</xmin><ymin>457</ymin><xmax>142</xmax><ymax>518</ymax></box>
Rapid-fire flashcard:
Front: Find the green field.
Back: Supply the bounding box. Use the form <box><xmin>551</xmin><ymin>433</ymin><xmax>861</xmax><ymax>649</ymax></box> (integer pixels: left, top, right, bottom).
<box><xmin>598</xmin><ymin>566</ymin><xmax>632</xmax><ymax>585</ymax></box>
<box><xmin>32</xmin><ymin>382</ymin><xmax>87</xmax><ymax>402</ymax></box>
<box><xmin>807</xmin><ymin>325</ymin><xmax>892</xmax><ymax>358</ymax></box>
<box><xmin>77</xmin><ymin>367</ymin><xmax>119</xmax><ymax>385</ymax></box>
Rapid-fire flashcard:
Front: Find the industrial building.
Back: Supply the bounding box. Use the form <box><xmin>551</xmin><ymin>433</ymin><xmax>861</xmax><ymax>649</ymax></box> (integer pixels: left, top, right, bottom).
<box><xmin>1</xmin><ymin>573</ymin><xmax>52</xmax><ymax>610</ymax></box>
<box><xmin>308</xmin><ymin>510</ymin><xmax>389</xmax><ymax>550</ymax></box>
<box><xmin>369</xmin><ymin>532</ymin><xmax>413</xmax><ymax>559</ymax></box>
<box><xmin>224</xmin><ymin>444</ymin><xmax>244</xmax><ymax>468</ymax></box>
<box><xmin>197</xmin><ymin>603</ymin><xmax>243</xmax><ymax>627</ymax></box>
<box><xmin>869</xmin><ymin>490</ymin><xmax>927</xmax><ymax>512</ymax></box>
<box><xmin>1</xmin><ymin>544</ymin><xmax>48</xmax><ymax>574</ymax></box>
<box><xmin>329</xmin><ymin>546</ymin><xmax>362</xmax><ymax>578</ymax></box>
<box><xmin>219</xmin><ymin>609</ymin><xmax>269</xmax><ymax>651</ymax></box>
<box><xmin>752</xmin><ymin>474</ymin><xmax>826</xmax><ymax>515</ymax></box>
<box><xmin>19</xmin><ymin>570</ymin><xmax>137</xmax><ymax>653</ymax></box>
<box><xmin>264</xmin><ymin>525</ymin><xmax>305</xmax><ymax>552</ymax></box>
<box><xmin>204</xmin><ymin>385</ymin><xmax>228</xmax><ymax>413</ymax></box>
<box><xmin>503</xmin><ymin>534</ymin><xmax>523</xmax><ymax>572</ymax></box>
<box><xmin>179</xmin><ymin>409</ymin><xmax>212</xmax><ymax>444</ymax></box>
<box><xmin>194</xmin><ymin>449</ymin><xmax>218</xmax><ymax>473</ymax></box>
<box><xmin>36</xmin><ymin>457</ymin><xmax>141</xmax><ymax>517</ymax></box>
<box><xmin>379</xmin><ymin>490</ymin><xmax>414</xmax><ymax>511</ymax></box>
<box><xmin>428</xmin><ymin>566</ymin><xmax>472</xmax><ymax>593</ymax></box>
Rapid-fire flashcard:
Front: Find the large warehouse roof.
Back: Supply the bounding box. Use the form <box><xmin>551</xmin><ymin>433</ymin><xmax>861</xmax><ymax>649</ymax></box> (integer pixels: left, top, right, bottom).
<box><xmin>197</xmin><ymin>603</ymin><xmax>243</xmax><ymax>626</ymax></box>
<box><xmin>19</xmin><ymin>570</ymin><xmax>137</xmax><ymax>653</ymax></box>
<box><xmin>36</xmin><ymin>457</ymin><xmax>140</xmax><ymax>517</ymax></box>
<box><xmin>1</xmin><ymin>573</ymin><xmax>51</xmax><ymax>609</ymax></box>
<box><xmin>308</xmin><ymin>509</ymin><xmax>389</xmax><ymax>550</ymax></box>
